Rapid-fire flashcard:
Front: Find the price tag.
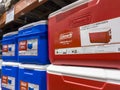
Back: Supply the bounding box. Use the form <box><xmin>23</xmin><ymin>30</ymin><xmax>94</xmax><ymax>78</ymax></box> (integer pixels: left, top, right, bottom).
<box><xmin>6</xmin><ymin>7</ymin><xmax>14</xmax><ymax>24</ymax></box>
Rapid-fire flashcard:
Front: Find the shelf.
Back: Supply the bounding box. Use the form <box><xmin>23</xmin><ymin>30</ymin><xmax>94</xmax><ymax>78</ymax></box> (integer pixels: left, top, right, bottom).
<box><xmin>0</xmin><ymin>0</ymin><xmax>48</xmax><ymax>28</ymax></box>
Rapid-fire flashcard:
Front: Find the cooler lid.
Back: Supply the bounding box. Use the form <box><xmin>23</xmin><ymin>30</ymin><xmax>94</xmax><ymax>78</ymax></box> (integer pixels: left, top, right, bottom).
<box><xmin>2</xmin><ymin>62</ymin><xmax>20</xmax><ymax>67</ymax></box>
<box><xmin>0</xmin><ymin>60</ymin><xmax>2</xmax><ymax>69</ymax></box>
<box><xmin>19</xmin><ymin>20</ymin><xmax>47</xmax><ymax>31</ymax></box>
<box><xmin>61</xmin><ymin>0</ymin><xmax>91</xmax><ymax>13</ymax></box>
<box><xmin>49</xmin><ymin>0</ymin><xmax>91</xmax><ymax>18</ymax></box>
<box><xmin>47</xmin><ymin>65</ymin><xmax>106</xmax><ymax>79</ymax></box>
<box><xmin>47</xmin><ymin>65</ymin><xmax>120</xmax><ymax>84</ymax></box>
<box><xmin>19</xmin><ymin>64</ymin><xmax>49</xmax><ymax>70</ymax></box>
<box><xmin>49</xmin><ymin>9</ymin><xmax>62</xmax><ymax>18</ymax></box>
<box><xmin>3</xmin><ymin>31</ymin><xmax>18</xmax><ymax>37</ymax></box>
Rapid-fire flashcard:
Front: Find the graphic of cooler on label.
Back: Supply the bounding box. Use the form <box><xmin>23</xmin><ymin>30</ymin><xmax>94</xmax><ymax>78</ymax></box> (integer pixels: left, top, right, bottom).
<box><xmin>19</xmin><ymin>39</ymin><xmax>38</xmax><ymax>56</ymax></box>
<box><xmin>2</xmin><ymin>76</ymin><xmax>15</xmax><ymax>90</ymax></box>
<box><xmin>2</xmin><ymin>44</ymin><xmax>15</xmax><ymax>56</ymax></box>
<box><xmin>55</xmin><ymin>17</ymin><xmax>120</xmax><ymax>55</ymax></box>
<box><xmin>20</xmin><ymin>81</ymin><xmax>39</xmax><ymax>90</ymax></box>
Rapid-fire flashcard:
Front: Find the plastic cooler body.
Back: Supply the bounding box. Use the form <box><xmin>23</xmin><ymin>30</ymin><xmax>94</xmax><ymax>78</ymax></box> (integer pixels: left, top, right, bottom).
<box><xmin>2</xmin><ymin>33</ymin><xmax>18</xmax><ymax>62</ymax></box>
<box><xmin>47</xmin><ymin>65</ymin><xmax>120</xmax><ymax>90</ymax></box>
<box><xmin>1</xmin><ymin>63</ymin><xmax>19</xmax><ymax>90</ymax></box>
<box><xmin>18</xmin><ymin>21</ymin><xmax>49</xmax><ymax>64</ymax></box>
<box><xmin>18</xmin><ymin>64</ymin><xmax>47</xmax><ymax>90</ymax></box>
<box><xmin>48</xmin><ymin>0</ymin><xmax>120</xmax><ymax>68</ymax></box>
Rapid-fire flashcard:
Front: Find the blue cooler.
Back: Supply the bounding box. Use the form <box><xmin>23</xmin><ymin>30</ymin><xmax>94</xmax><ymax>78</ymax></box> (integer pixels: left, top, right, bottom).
<box><xmin>1</xmin><ymin>62</ymin><xmax>19</xmax><ymax>90</ymax></box>
<box><xmin>2</xmin><ymin>31</ymin><xmax>18</xmax><ymax>62</ymax></box>
<box><xmin>18</xmin><ymin>20</ymin><xmax>49</xmax><ymax>64</ymax></box>
<box><xmin>18</xmin><ymin>64</ymin><xmax>48</xmax><ymax>90</ymax></box>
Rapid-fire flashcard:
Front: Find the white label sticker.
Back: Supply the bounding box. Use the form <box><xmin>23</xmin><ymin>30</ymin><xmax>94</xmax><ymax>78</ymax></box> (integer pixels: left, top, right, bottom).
<box><xmin>55</xmin><ymin>17</ymin><xmax>120</xmax><ymax>55</ymax></box>
<box><xmin>28</xmin><ymin>83</ymin><xmax>39</xmax><ymax>90</ymax></box>
<box><xmin>2</xmin><ymin>76</ymin><xmax>15</xmax><ymax>90</ymax></box>
<box><xmin>6</xmin><ymin>7</ymin><xmax>14</xmax><ymax>24</ymax></box>
<box><xmin>20</xmin><ymin>81</ymin><xmax>39</xmax><ymax>90</ymax></box>
<box><xmin>2</xmin><ymin>44</ymin><xmax>15</xmax><ymax>56</ymax></box>
<box><xmin>19</xmin><ymin>39</ymin><xmax>38</xmax><ymax>56</ymax></box>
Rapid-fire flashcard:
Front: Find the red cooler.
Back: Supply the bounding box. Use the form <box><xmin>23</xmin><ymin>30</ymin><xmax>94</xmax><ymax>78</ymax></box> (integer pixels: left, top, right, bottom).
<box><xmin>47</xmin><ymin>65</ymin><xmax>120</xmax><ymax>90</ymax></box>
<box><xmin>48</xmin><ymin>0</ymin><xmax>120</xmax><ymax>68</ymax></box>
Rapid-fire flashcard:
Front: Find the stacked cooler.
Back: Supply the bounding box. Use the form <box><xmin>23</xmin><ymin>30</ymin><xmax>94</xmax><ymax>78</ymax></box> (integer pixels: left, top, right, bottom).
<box><xmin>1</xmin><ymin>20</ymin><xmax>50</xmax><ymax>90</ymax></box>
<box><xmin>2</xmin><ymin>62</ymin><xmax>19</xmax><ymax>90</ymax></box>
<box><xmin>18</xmin><ymin>20</ymin><xmax>49</xmax><ymax>90</ymax></box>
<box><xmin>48</xmin><ymin>0</ymin><xmax>120</xmax><ymax>90</ymax></box>
<box><xmin>2</xmin><ymin>31</ymin><xmax>19</xmax><ymax>90</ymax></box>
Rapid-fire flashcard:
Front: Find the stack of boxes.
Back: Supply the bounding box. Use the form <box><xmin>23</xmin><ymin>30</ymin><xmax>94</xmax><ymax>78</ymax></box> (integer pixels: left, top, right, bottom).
<box><xmin>1</xmin><ymin>20</ymin><xmax>50</xmax><ymax>90</ymax></box>
<box><xmin>47</xmin><ymin>0</ymin><xmax>120</xmax><ymax>90</ymax></box>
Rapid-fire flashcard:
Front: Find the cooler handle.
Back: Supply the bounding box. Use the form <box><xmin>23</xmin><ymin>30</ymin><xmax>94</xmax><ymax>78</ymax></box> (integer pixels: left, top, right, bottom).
<box><xmin>23</xmin><ymin>69</ymin><xmax>34</xmax><ymax>76</ymax></box>
<box><xmin>5</xmin><ymin>68</ymin><xmax>12</xmax><ymax>71</ymax></box>
<box><xmin>24</xmin><ymin>72</ymin><xmax>33</xmax><ymax>75</ymax></box>
<box><xmin>70</xmin><ymin>15</ymin><xmax>91</xmax><ymax>27</ymax></box>
<box><xmin>62</xmin><ymin>75</ymin><xmax>106</xmax><ymax>90</ymax></box>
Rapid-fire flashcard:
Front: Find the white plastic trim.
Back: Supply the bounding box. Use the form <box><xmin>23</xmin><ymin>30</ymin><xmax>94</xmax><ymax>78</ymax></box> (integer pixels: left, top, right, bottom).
<box><xmin>47</xmin><ymin>65</ymin><xmax>120</xmax><ymax>84</ymax></box>
<box><xmin>19</xmin><ymin>64</ymin><xmax>49</xmax><ymax>70</ymax></box>
<box><xmin>0</xmin><ymin>60</ymin><xmax>2</xmax><ymax>69</ymax></box>
<box><xmin>49</xmin><ymin>0</ymin><xmax>92</xmax><ymax>18</ymax></box>
<box><xmin>2</xmin><ymin>62</ymin><xmax>20</xmax><ymax>66</ymax></box>
<box><xmin>61</xmin><ymin>0</ymin><xmax>92</xmax><ymax>13</ymax></box>
<box><xmin>19</xmin><ymin>20</ymin><xmax>47</xmax><ymax>31</ymax></box>
<box><xmin>49</xmin><ymin>9</ymin><xmax>62</xmax><ymax>18</ymax></box>
<box><xmin>3</xmin><ymin>31</ymin><xmax>18</xmax><ymax>37</ymax></box>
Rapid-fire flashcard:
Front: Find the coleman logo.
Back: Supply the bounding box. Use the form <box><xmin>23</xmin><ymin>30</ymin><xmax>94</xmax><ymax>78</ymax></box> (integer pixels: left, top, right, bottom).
<box><xmin>3</xmin><ymin>45</ymin><xmax>8</xmax><ymax>48</ymax></box>
<box><xmin>20</xmin><ymin>81</ymin><xmax>27</xmax><ymax>87</ymax></box>
<box><xmin>2</xmin><ymin>76</ymin><xmax>8</xmax><ymax>84</ymax></box>
<box><xmin>2</xmin><ymin>76</ymin><xmax>7</xmax><ymax>79</ymax></box>
<box><xmin>20</xmin><ymin>81</ymin><xmax>28</xmax><ymax>90</ymax></box>
<box><xmin>19</xmin><ymin>41</ymin><xmax>27</xmax><ymax>51</ymax></box>
<box><xmin>59</xmin><ymin>32</ymin><xmax>73</xmax><ymax>40</ymax></box>
<box><xmin>3</xmin><ymin>45</ymin><xmax>8</xmax><ymax>52</ymax></box>
<box><xmin>19</xmin><ymin>41</ymin><xmax>27</xmax><ymax>45</ymax></box>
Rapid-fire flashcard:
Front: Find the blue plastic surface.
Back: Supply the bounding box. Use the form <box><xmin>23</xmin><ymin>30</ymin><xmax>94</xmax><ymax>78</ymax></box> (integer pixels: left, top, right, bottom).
<box><xmin>2</xmin><ymin>65</ymin><xmax>19</xmax><ymax>90</ymax></box>
<box><xmin>18</xmin><ymin>21</ymin><xmax>49</xmax><ymax>64</ymax></box>
<box><xmin>2</xmin><ymin>33</ymin><xmax>18</xmax><ymax>62</ymax></box>
<box><xmin>18</xmin><ymin>67</ymin><xmax>47</xmax><ymax>90</ymax></box>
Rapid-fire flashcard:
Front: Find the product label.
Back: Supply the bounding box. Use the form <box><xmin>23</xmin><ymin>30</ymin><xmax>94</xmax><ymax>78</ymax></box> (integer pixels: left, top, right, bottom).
<box><xmin>55</xmin><ymin>17</ymin><xmax>120</xmax><ymax>55</ymax></box>
<box><xmin>2</xmin><ymin>76</ymin><xmax>15</xmax><ymax>90</ymax></box>
<box><xmin>2</xmin><ymin>44</ymin><xmax>15</xmax><ymax>56</ymax></box>
<box><xmin>19</xmin><ymin>39</ymin><xmax>38</xmax><ymax>56</ymax></box>
<box><xmin>20</xmin><ymin>81</ymin><xmax>39</xmax><ymax>90</ymax></box>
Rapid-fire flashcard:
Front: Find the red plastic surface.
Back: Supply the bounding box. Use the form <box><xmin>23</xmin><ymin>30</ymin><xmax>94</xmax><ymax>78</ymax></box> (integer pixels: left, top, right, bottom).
<box><xmin>48</xmin><ymin>0</ymin><xmax>120</xmax><ymax>68</ymax></box>
<box><xmin>89</xmin><ymin>30</ymin><xmax>111</xmax><ymax>43</ymax></box>
<box><xmin>47</xmin><ymin>73</ymin><xmax>120</xmax><ymax>90</ymax></box>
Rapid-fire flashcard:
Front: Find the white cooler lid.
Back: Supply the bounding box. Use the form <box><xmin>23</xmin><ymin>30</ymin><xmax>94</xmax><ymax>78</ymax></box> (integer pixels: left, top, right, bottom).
<box><xmin>61</xmin><ymin>0</ymin><xmax>91</xmax><ymax>13</ymax></box>
<box><xmin>0</xmin><ymin>60</ymin><xmax>2</xmax><ymax>69</ymax></box>
<box><xmin>47</xmin><ymin>65</ymin><xmax>120</xmax><ymax>84</ymax></box>
<box><xmin>2</xmin><ymin>62</ymin><xmax>20</xmax><ymax>67</ymax></box>
<box><xmin>19</xmin><ymin>64</ymin><xmax>49</xmax><ymax>71</ymax></box>
<box><xmin>49</xmin><ymin>0</ymin><xmax>91</xmax><ymax>18</ymax></box>
<box><xmin>19</xmin><ymin>20</ymin><xmax>47</xmax><ymax>31</ymax></box>
<box><xmin>3</xmin><ymin>31</ymin><xmax>18</xmax><ymax>37</ymax></box>
<box><xmin>49</xmin><ymin>9</ymin><xmax>62</xmax><ymax>18</ymax></box>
